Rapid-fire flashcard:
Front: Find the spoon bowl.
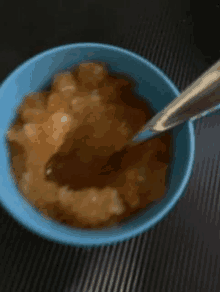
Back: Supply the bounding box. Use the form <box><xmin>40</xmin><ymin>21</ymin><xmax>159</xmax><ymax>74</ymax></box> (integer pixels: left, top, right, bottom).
<box><xmin>0</xmin><ymin>43</ymin><xmax>195</xmax><ymax>246</ymax></box>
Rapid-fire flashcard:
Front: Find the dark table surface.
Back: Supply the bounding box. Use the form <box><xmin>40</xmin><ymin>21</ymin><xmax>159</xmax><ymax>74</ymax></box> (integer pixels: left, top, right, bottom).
<box><xmin>1</xmin><ymin>0</ymin><xmax>220</xmax><ymax>291</ymax></box>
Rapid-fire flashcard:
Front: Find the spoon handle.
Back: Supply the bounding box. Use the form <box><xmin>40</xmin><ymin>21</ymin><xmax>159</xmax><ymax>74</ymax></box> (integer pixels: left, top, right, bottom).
<box><xmin>132</xmin><ymin>60</ymin><xmax>220</xmax><ymax>143</ymax></box>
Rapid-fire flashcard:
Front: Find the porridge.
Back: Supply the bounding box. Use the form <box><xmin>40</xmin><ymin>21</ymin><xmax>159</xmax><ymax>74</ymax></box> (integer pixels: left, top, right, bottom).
<box><xmin>7</xmin><ymin>62</ymin><xmax>171</xmax><ymax>228</ymax></box>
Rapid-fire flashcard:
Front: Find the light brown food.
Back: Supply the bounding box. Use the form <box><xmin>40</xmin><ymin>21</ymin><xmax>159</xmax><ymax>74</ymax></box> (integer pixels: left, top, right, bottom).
<box><xmin>7</xmin><ymin>62</ymin><xmax>171</xmax><ymax>228</ymax></box>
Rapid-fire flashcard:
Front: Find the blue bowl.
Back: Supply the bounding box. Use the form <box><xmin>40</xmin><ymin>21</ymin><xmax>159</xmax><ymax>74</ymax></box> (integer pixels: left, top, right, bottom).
<box><xmin>0</xmin><ymin>43</ymin><xmax>195</xmax><ymax>247</ymax></box>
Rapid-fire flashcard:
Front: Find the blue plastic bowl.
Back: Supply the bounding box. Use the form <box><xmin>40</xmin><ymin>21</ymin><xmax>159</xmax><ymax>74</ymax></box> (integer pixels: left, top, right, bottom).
<box><xmin>0</xmin><ymin>43</ymin><xmax>195</xmax><ymax>247</ymax></box>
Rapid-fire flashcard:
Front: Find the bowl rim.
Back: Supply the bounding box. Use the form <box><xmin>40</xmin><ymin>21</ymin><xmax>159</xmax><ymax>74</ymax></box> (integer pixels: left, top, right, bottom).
<box><xmin>0</xmin><ymin>43</ymin><xmax>195</xmax><ymax>246</ymax></box>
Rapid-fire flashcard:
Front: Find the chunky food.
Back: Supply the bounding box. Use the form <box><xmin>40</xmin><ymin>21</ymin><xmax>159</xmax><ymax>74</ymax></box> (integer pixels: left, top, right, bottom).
<box><xmin>7</xmin><ymin>62</ymin><xmax>171</xmax><ymax>228</ymax></box>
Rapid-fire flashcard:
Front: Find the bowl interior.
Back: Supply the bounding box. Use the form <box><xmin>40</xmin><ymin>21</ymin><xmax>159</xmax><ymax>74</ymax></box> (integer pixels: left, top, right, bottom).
<box><xmin>0</xmin><ymin>43</ymin><xmax>195</xmax><ymax>246</ymax></box>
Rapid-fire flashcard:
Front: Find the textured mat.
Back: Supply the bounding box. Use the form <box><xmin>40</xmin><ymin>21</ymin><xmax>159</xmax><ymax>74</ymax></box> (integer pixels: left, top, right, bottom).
<box><xmin>1</xmin><ymin>1</ymin><xmax>220</xmax><ymax>291</ymax></box>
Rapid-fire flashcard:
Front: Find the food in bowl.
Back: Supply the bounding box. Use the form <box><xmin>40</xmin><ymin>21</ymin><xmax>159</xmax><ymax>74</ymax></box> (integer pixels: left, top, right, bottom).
<box><xmin>7</xmin><ymin>62</ymin><xmax>171</xmax><ymax>229</ymax></box>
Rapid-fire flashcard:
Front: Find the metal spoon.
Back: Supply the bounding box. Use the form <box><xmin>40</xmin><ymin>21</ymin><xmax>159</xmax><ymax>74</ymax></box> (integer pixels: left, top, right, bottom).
<box><xmin>100</xmin><ymin>59</ymin><xmax>220</xmax><ymax>174</ymax></box>
<box><xmin>131</xmin><ymin>59</ymin><xmax>220</xmax><ymax>144</ymax></box>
